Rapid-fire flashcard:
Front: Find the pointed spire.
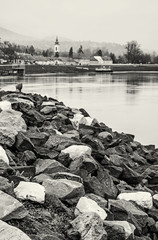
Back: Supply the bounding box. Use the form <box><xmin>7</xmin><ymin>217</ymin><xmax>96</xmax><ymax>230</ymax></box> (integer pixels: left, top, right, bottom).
<box><xmin>55</xmin><ymin>36</ymin><xmax>59</xmax><ymax>45</ymax></box>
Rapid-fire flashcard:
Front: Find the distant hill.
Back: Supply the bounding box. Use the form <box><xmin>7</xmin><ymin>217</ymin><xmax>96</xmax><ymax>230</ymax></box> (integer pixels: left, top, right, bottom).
<box><xmin>0</xmin><ymin>26</ymin><xmax>125</xmax><ymax>56</ymax></box>
<box><xmin>0</xmin><ymin>26</ymin><xmax>34</xmax><ymax>44</ymax></box>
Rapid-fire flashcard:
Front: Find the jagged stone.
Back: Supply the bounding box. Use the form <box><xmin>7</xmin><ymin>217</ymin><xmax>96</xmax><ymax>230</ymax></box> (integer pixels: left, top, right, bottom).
<box><xmin>68</xmin><ymin>212</ymin><xmax>107</xmax><ymax>240</ymax></box>
<box><xmin>21</xmin><ymin>108</ymin><xmax>45</xmax><ymax>127</ymax></box>
<box><xmin>1</xmin><ymin>93</ymin><xmax>35</xmax><ymax>105</ymax></box>
<box><xmin>84</xmin><ymin>169</ymin><xmax>118</xmax><ymax>200</ymax></box>
<box><xmin>36</xmin><ymin>159</ymin><xmax>68</xmax><ymax>175</ymax></box>
<box><xmin>0</xmin><ymin>145</ymin><xmax>9</xmax><ymax>164</ymax></box>
<box><xmin>120</xmin><ymin>163</ymin><xmax>143</xmax><ymax>185</ymax></box>
<box><xmin>0</xmin><ymin>109</ymin><xmax>27</xmax><ymax>147</ymax></box>
<box><xmin>5</xmin><ymin>149</ymin><xmax>17</xmax><ymax>166</ymax></box>
<box><xmin>75</xmin><ymin>196</ymin><xmax>107</xmax><ymax>220</ymax></box>
<box><xmin>69</xmin><ymin>154</ymin><xmax>98</xmax><ymax>179</ymax></box>
<box><xmin>0</xmin><ymin>176</ymin><xmax>13</xmax><ymax>194</ymax></box>
<box><xmin>0</xmin><ymin>220</ymin><xmax>31</xmax><ymax>240</ymax></box>
<box><xmin>40</xmin><ymin>105</ymin><xmax>57</xmax><ymax>114</ymax></box>
<box><xmin>19</xmin><ymin>150</ymin><xmax>36</xmax><ymax>165</ymax></box>
<box><xmin>104</xmin><ymin>220</ymin><xmax>135</xmax><ymax>240</ymax></box>
<box><xmin>57</xmin><ymin>152</ymin><xmax>72</xmax><ymax>167</ymax></box>
<box><xmin>109</xmin><ymin>199</ymin><xmax>148</xmax><ymax>231</ymax></box>
<box><xmin>0</xmin><ymin>190</ymin><xmax>27</xmax><ymax>221</ymax></box>
<box><xmin>79</xmin><ymin>124</ymin><xmax>95</xmax><ymax>137</ymax></box>
<box><xmin>34</xmin><ymin>146</ymin><xmax>59</xmax><ymax>159</ymax></box>
<box><xmin>63</xmin><ymin>130</ymin><xmax>80</xmax><ymax>139</ymax></box>
<box><xmin>14</xmin><ymin>181</ymin><xmax>45</xmax><ymax>203</ymax></box>
<box><xmin>16</xmin><ymin>132</ymin><xmax>34</xmax><ymax>151</ymax></box>
<box><xmin>32</xmin><ymin>173</ymin><xmax>52</xmax><ymax>184</ymax></box>
<box><xmin>81</xmin><ymin>135</ymin><xmax>105</xmax><ymax>151</ymax></box>
<box><xmin>25</xmin><ymin>131</ymin><xmax>49</xmax><ymax>146</ymax></box>
<box><xmin>0</xmin><ymin>159</ymin><xmax>14</xmax><ymax>176</ymax></box>
<box><xmin>43</xmin><ymin>178</ymin><xmax>85</xmax><ymax>204</ymax></box>
<box><xmin>45</xmin><ymin>134</ymin><xmax>79</xmax><ymax>151</ymax></box>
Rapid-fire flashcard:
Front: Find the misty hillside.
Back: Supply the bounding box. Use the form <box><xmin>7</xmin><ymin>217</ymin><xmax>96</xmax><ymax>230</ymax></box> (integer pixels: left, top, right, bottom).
<box><xmin>0</xmin><ymin>26</ymin><xmax>125</xmax><ymax>56</ymax></box>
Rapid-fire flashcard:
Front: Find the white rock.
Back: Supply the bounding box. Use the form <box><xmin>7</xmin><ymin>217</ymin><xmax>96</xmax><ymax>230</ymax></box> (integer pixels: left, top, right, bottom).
<box><xmin>0</xmin><ymin>100</ymin><xmax>12</xmax><ymax>111</ymax></box>
<box><xmin>0</xmin><ymin>220</ymin><xmax>31</xmax><ymax>240</ymax></box>
<box><xmin>98</xmin><ymin>131</ymin><xmax>113</xmax><ymax>141</ymax></box>
<box><xmin>117</xmin><ymin>191</ymin><xmax>153</xmax><ymax>209</ymax></box>
<box><xmin>42</xmin><ymin>101</ymin><xmax>57</xmax><ymax>106</ymax></box>
<box><xmin>75</xmin><ymin>196</ymin><xmax>107</xmax><ymax>220</ymax></box>
<box><xmin>14</xmin><ymin>181</ymin><xmax>45</xmax><ymax>203</ymax></box>
<box><xmin>61</xmin><ymin>145</ymin><xmax>92</xmax><ymax>160</ymax></box>
<box><xmin>54</xmin><ymin>129</ymin><xmax>62</xmax><ymax>135</ymax></box>
<box><xmin>104</xmin><ymin>220</ymin><xmax>135</xmax><ymax>239</ymax></box>
<box><xmin>84</xmin><ymin>117</ymin><xmax>93</xmax><ymax>126</ymax></box>
<box><xmin>70</xmin><ymin>113</ymin><xmax>84</xmax><ymax>128</ymax></box>
<box><xmin>71</xmin><ymin>108</ymin><xmax>82</xmax><ymax>114</ymax></box>
<box><xmin>70</xmin><ymin>114</ymin><xmax>94</xmax><ymax>128</ymax></box>
<box><xmin>153</xmin><ymin>194</ymin><xmax>158</xmax><ymax>204</ymax></box>
<box><xmin>0</xmin><ymin>145</ymin><xmax>9</xmax><ymax>165</ymax></box>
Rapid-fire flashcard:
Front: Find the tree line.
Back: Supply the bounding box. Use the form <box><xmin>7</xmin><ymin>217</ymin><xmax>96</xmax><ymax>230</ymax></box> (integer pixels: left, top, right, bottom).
<box><xmin>0</xmin><ymin>40</ymin><xmax>158</xmax><ymax>64</ymax></box>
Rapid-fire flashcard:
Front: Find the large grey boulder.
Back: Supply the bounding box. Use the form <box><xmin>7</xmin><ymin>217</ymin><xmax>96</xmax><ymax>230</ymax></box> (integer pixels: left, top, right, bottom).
<box><xmin>0</xmin><ymin>109</ymin><xmax>27</xmax><ymax>147</ymax></box>
<box><xmin>0</xmin><ymin>220</ymin><xmax>31</xmax><ymax>240</ymax></box>
<box><xmin>84</xmin><ymin>168</ymin><xmax>118</xmax><ymax>199</ymax></box>
<box><xmin>43</xmin><ymin>178</ymin><xmax>85</xmax><ymax>204</ymax></box>
<box><xmin>68</xmin><ymin>212</ymin><xmax>107</xmax><ymax>240</ymax></box>
<box><xmin>109</xmin><ymin>199</ymin><xmax>148</xmax><ymax>230</ymax></box>
<box><xmin>0</xmin><ymin>190</ymin><xmax>27</xmax><ymax>221</ymax></box>
<box><xmin>36</xmin><ymin>159</ymin><xmax>68</xmax><ymax>175</ymax></box>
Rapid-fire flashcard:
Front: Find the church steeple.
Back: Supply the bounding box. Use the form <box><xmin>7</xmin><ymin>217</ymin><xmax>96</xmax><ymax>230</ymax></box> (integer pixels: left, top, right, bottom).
<box><xmin>55</xmin><ymin>37</ymin><xmax>59</xmax><ymax>45</ymax></box>
<box><xmin>54</xmin><ymin>36</ymin><xmax>60</xmax><ymax>57</ymax></box>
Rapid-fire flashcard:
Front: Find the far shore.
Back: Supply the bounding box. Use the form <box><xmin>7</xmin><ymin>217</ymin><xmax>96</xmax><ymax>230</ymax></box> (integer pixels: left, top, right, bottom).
<box><xmin>1</xmin><ymin>63</ymin><xmax>158</xmax><ymax>76</ymax></box>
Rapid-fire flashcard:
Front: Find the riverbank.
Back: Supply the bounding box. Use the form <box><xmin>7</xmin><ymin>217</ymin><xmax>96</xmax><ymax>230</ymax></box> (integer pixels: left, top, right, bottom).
<box><xmin>0</xmin><ymin>90</ymin><xmax>158</xmax><ymax>239</ymax></box>
<box><xmin>1</xmin><ymin>63</ymin><xmax>158</xmax><ymax>76</ymax></box>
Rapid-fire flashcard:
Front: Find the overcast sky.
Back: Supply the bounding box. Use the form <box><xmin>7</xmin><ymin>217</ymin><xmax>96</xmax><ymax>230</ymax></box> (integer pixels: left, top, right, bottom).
<box><xmin>0</xmin><ymin>0</ymin><xmax>158</xmax><ymax>50</ymax></box>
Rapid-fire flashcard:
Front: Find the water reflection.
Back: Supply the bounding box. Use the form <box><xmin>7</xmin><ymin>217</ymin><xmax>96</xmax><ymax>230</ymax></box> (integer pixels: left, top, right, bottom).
<box><xmin>1</xmin><ymin>72</ymin><xmax>158</xmax><ymax>146</ymax></box>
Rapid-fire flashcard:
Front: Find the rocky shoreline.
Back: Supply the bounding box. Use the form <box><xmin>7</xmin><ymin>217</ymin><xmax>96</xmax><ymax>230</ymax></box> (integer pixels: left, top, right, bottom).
<box><xmin>0</xmin><ymin>90</ymin><xmax>158</xmax><ymax>240</ymax></box>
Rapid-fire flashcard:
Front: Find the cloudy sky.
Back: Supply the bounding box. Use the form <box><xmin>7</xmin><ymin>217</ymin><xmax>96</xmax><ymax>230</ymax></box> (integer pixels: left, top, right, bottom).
<box><xmin>0</xmin><ymin>0</ymin><xmax>158</xmax><ymax>50</ymax></box>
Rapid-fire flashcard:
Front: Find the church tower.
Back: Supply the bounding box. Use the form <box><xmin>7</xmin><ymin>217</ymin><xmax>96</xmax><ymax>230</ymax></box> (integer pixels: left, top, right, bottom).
<box><xmin>54</xmin><ymin>37</ymin><xmax>60</xmax><ymax>57</ymax></box>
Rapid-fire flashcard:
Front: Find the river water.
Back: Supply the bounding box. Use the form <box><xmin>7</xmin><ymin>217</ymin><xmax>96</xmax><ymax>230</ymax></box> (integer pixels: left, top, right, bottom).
<box><xmin>1</xmin><ymin>71</ymin><xmax>158</xmax><ymax>147</ymax></box>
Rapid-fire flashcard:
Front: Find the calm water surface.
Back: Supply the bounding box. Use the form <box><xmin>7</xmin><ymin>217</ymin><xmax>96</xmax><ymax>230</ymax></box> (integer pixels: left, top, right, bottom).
<box><xmin>1</xmin><ymin>72</ymin><xmax>158</xmax><ymax>147</ymax></box>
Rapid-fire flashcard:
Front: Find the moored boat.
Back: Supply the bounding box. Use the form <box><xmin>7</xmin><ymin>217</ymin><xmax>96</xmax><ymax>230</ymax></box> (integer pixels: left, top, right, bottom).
<box><xmin>95</xmin><ymin>66</ymin><xmax>113</xmax><ymax>73</ymax></box>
